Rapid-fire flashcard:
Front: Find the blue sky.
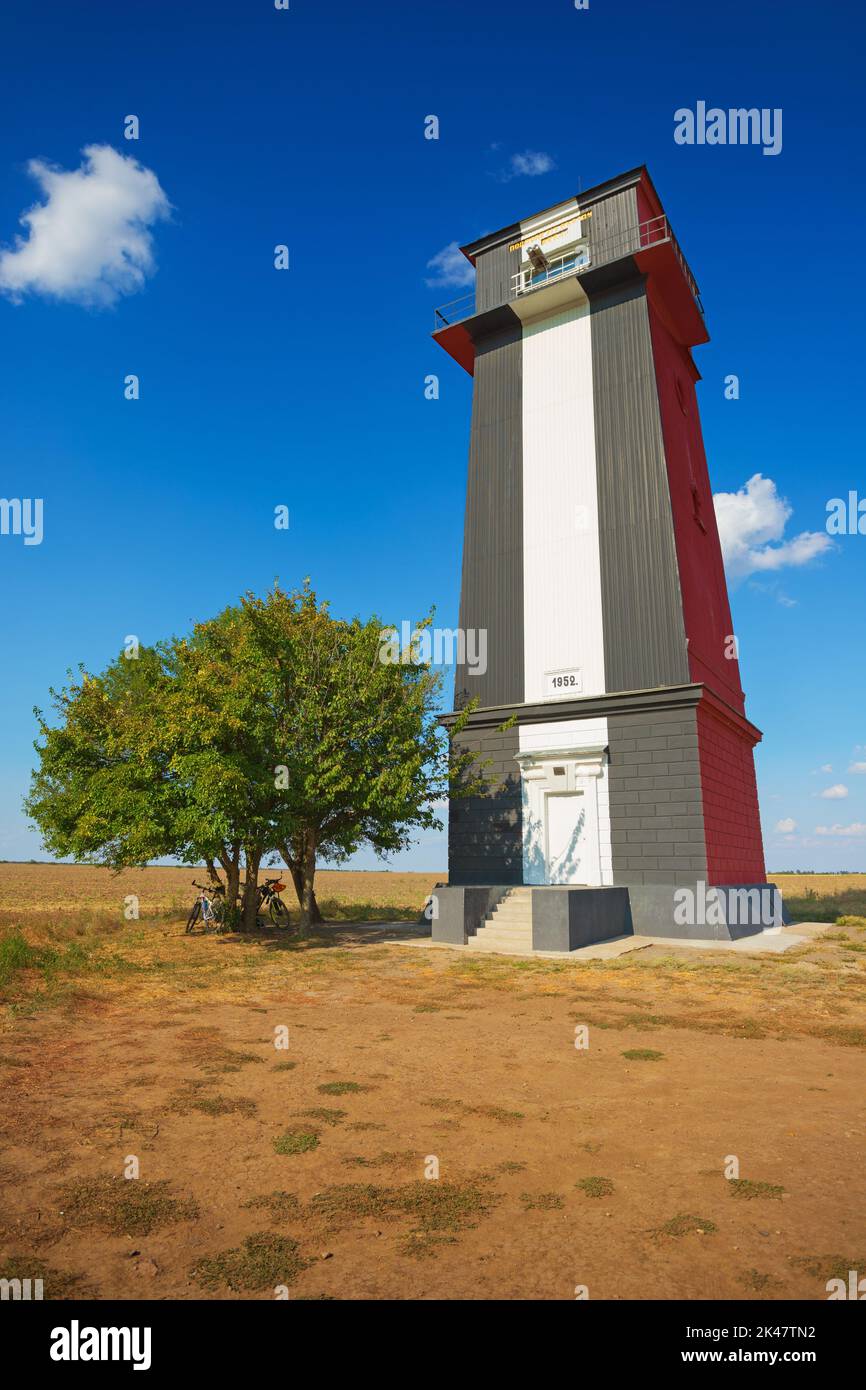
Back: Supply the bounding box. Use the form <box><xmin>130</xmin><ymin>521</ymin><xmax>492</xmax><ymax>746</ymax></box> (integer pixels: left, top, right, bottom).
<box><xmin>1</xmin><ymin>0</ymin><xmax>864</xmax><ymax>871</ymax></box>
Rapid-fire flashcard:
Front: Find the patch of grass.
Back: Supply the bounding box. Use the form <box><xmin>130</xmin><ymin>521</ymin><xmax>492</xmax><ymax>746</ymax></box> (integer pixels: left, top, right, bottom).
<box><xmin>815</xmin><ymin>1024</ymin><xmax>866</xmax><ymax>1049</ymax></box>
<box><xmin>0</xmin><ymin>1255</ymin><xmax>84</xmax><ymax>1299</ymax></box>
<box><xmin>654</xmin><ymin>1212</ymin><xmax>717</xmax><ymax>1238</ymax></box>
<box><xmin>419</xmin><ymin>1096</ymin><xmax>522</xmax><ymax>1124</ymax></box>
<box><xmin>341</xmin><ymin>1150</ymin><xmax>415</xmax><ymax>1170</ymax></box>
<box><xmin>168</xmin><ymin>1081</ymin><xmax>255</xmax><ymax>1118</ymax></box>
<box><xmin>307</xmin><ymin>1183</ymin><xmax>393</xmax><ymax>1226</ymax></box>
<box><xmin>241</xmin><ymin>1191</ymin><xmax>301</xmax><ymax>1223</ymax></box>
<box><xmin>0</xmin><ymin>929</ymin><xmax>140</xmax><ymax>995</ymax></box>
<box><xmin>59</xmin><ymin>1176</ymin><xmax>198</xmax><ymax>1237</ymax></box>
<box><xmin>299</xmin><ymin>1107</ymin><xmax>346</xmax><ymax>1127</ymax></box>
<box><xmin>521</xmin><ymin>1191</ymin><xmax>565</xmax><ymax>1211</ymax></box>
<box><xmin>791</xmin><ymin>1253</ymin><xmax>866</xmax><ymax>1282</ymax></box>
<box><xmin>0</xmin><ymin>931</ymin><xmax>42</xmax><ymax>987</ymax></box>
<box><xmin>347</xmin><ymin>1121</ymin><xmax>386</xmax><ymax>1132</ymax></box>
<box><xmin>575</xmin><ymin>1176</ymin><xmax>614</xmax><ymax>1199</ymax></box>
<box><xmin>176</xmin><ymin>1026</ymin><xmax>222</xmax><ymax>1041</ymax></box>
<box><xmin>273</xmin><ymin>1060</ymin><xmax>297</xmax><ymax>1071</ymax></box>
<box><xmin>273</xmin><ymin>1128</ymin><xmax>319</xmax><ymax>1155</ymax></box>
<box><xmin>191</xmin><ymin>1094</ymin><xmax>257</xmax><ymax>1117</ymax></box>
<box><xmin>467</xmin><ymin>1104</ymin><xmax>524</xmax><ymax>1124</ymax></box>
<box><xmin>728</xmin><ymin>1178</ymin><xmax>785</xmax><ymax>1200</ymax></box>
<box><xmin>740</xmin><ymin>1269</ymin><xmax>774</xmax><ymax>1292</ymax></box>
<box><xmin>308</xmin><ymin>1178</ymin><xmax>499</xmax><ymax>1235</ymax></box>
<box><xmin>316</xmin><ymin>1080</ymin><xmax>369</xmax><ymax>1096</ymax></box>
<box><xmin>192</xmin><ymin>1233</ymin><xmax>310</xmax><ymax>1291</ymax></box>
<box><xmin>622</xmin><ymin>1048</ymin><xmax>665</xmax><ymax>1061</ymax></box>
<box><xmin>496</xmin><ymin>1160</ymin><xmax>526</xmax><ymax>1174</ymax></box>
<box><xmin>198</xmin><ymin>1049</ymin><xmax>265</xmax><ymax>1074</ymax></box>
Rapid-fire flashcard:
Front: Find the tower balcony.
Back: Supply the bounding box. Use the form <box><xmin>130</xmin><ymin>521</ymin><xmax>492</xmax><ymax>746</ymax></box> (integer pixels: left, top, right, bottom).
<box><xmin>433</xmin><ymin>213</ymin><xmax>706</xmax><ymax>374</ymax></box>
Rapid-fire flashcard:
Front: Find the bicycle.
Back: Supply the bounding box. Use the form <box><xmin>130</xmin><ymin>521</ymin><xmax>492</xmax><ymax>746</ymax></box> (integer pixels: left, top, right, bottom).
<box><xmin>256</xmin><ymin>876</ymin><xmax>291</xmax><ymax>928</ymax></box>
<box><xmin>185</xmin><ymin>880</ymin><xmax>226</xmax><ymax>934</ymax></box>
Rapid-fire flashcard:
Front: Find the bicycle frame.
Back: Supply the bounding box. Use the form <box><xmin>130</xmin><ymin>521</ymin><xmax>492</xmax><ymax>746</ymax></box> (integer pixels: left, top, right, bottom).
<box><xmin>198</xmin><ymin>892</ymin><xmax>219</xmax><ymax>924</ymax></box>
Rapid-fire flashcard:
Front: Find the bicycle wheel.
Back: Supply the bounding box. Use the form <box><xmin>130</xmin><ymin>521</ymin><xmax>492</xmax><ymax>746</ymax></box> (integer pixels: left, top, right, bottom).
<box><xmin>185</xmin><ymin>900</ymin><xmax>201</xmax><ymax>934</ymax></box>
<box><xmin>269</xmin><ymin>895</ymin><xmax>290</xmax><ymax>928</ymax></box>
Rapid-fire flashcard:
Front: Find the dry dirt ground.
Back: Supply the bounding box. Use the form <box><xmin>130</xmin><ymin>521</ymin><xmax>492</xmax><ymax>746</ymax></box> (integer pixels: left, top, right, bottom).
<box><xmin>1</xmin><ymin>866</ymin><xmax>865</xmax><ymax>1301</ymax></box>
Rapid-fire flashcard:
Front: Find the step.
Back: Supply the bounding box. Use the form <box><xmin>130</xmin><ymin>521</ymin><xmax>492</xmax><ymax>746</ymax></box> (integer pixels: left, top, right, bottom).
<box><xmin>473</xmin><ymin>927</ymin><xmax>533</xmax><ymax>942</ymax></box>
<box><xmin>489</xmin><ymin>906</ymin><xmax>532</xmax><ymax>921</ymax></box>
<box><xmin>472</xmin><ymin>936</ymin><xmax>532</xmax><ymax>952</ymax></box>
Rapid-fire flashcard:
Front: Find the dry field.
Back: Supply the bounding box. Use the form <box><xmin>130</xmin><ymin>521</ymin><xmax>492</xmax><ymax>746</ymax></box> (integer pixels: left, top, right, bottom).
<box><xmin>1</xmin><ymin>864</ymin><xmax>865</xmax><ymax>1302</ymax></box>
<box><xmin>0</xmin><ymin>861</ymin><xmax>439</xmax><ymax>922</ymax></box>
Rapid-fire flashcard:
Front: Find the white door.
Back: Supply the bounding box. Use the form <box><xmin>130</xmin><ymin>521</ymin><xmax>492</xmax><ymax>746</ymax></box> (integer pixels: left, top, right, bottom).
<box><xmin>545</xmin><ymin>791</ymin><xmax>587</xmax><ymax>884</ymax></box>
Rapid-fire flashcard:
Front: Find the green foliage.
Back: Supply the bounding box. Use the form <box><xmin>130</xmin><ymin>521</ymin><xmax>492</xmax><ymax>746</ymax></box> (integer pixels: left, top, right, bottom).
<box><xmin>24</xmin><ymin>581</ymin><xmax>485</xmax><ymax>927</ymax></box>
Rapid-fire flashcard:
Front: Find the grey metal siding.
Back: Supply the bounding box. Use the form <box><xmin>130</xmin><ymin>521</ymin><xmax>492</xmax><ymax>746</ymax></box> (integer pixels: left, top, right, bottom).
<box><xmin>474</xmin><ymin>240</ymin><xmax>522</xmax><ymax>314</ymax></box>
<box><xmin>448</xmin><ymin>718</ymin><xmax>523</xmax><ymax>885</ymax></box>
<box><xmin>455</xmin><ymin>318</ymin><xmax>524</xmax><ymax>710</ymax></box>
<box><xmin>588</xmin><ymin>274</ymin><xmax>690</xmax><ymax>693</ymax></box>
<box><xmin>607</xmin><ymin>705</ymin><xmax>707</xmax><ymax>886</ymax></box>
<box><xmin>582</xmin><ymin>184</ymin><xmax>640</xmax><ymax>259</ymax></box>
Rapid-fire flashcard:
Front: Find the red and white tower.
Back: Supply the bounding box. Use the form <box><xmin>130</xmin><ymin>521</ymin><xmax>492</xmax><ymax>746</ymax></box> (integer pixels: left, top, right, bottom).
<box><xmin>431</xmin><ymin>166</ymin><xmax>773</xmax><ymax>950</ymax></box>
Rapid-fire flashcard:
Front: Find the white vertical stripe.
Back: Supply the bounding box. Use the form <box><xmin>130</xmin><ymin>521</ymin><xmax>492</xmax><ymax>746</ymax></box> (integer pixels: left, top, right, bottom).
<box><xmin>521</xmin><ymin>301</ymin><xmax>606</xmax><ymax>702</ymax></box>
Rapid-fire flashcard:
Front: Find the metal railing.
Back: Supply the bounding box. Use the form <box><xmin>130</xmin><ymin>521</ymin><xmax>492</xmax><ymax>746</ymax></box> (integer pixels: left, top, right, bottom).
<box><xmin>511</xmin><ymin>246</ymin><xmax>592</xmax><ymax>297</ymax></box>
<box><xmin>433</xmin><ymin>290</ymin><xmax>475</xmax><ymax>331</ymax></box>
<box><xmin>433</xmin><ymin>213</ymin><xmax>703</xmax><ymax>331</ymax></box>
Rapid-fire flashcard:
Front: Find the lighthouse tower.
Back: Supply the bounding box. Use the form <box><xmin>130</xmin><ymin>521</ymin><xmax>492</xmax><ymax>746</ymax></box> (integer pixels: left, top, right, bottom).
<box><xmin>432</xmin><ymin>166</ymin><xmax>774</xmax><ymax>950</ymax></box>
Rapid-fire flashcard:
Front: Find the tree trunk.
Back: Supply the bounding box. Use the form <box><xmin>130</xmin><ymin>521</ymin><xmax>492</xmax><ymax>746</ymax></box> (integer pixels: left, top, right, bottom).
<box><xmin>299</xmin><ymin>830</ymin><xmax>318</xmax><ymax>936</ymax></box>
<box><xmin>287</xmin><ymin>860</ymin><xmax>324</xmax><ymax>924</ymax></box>
<box><xmin>241</xmin><ymin>849</ymin><xmax>261</xmax><ymax>932</ymax></box>
<box><xmin>279</xmin><ymin>840</ymin><xmax>324</xmax><ymax>925</ymax></box>
<box><xmin>205</xmin><ymin>857</ymin><xmax>222</xmax><ymax>890</ymax></box>
<box><xmin>217</xmin><ymin>847</ymin><xmax>242</xmax><ymax>923</ymax></box>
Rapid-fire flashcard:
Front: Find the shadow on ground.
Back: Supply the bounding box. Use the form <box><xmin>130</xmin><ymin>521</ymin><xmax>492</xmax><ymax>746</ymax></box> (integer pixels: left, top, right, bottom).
<box><xmin>210</xmin><ymin>920</ymin><xmax>431</xmax><ymax>952</ymax></box>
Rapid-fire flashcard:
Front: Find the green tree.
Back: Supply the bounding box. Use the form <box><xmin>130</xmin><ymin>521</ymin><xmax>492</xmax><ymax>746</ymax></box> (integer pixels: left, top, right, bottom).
<box><xmin>25</xmin><ymin>583</ymin><xmax>482</xmax><ymax>934</ymax></box>
<box><xmin>233</xmin><ymin>583</ymin><xmax>480</xmax><ymax>931</ymax></box>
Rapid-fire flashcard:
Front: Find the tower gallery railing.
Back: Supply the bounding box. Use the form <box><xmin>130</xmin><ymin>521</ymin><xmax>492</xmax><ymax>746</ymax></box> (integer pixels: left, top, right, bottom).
<box><xmin>433</xmin><ymin>213</ymin><xmax>704</xmax><ymax>331</ymax></box>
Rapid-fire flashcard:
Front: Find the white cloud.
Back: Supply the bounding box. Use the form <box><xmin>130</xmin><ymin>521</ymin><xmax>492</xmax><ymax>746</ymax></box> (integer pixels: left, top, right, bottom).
<box><xmin>818</xmin><ymin>784</ymin><xmax>848</xmax><ymax>799</ymax></box>
<box><xmin>0</xmin><ymin>144</ymin><xmax>170</xmax><ymax>307</ymax></box>
<box><xmin>425</xmin><ymin>241</ymin><xmax>474</xmax><ymax>290</ymax></box>
<box><xmin>713</xmin><ymin>474</ymin><xmax>832</xmax><ymax>584</ymax></box>
<box><xmin>848</xmin><ymin>762</ymin><xmax>866</xmax><ymax>774</ymax></box>
<box><xmin>492</xmin><ymin>149</ymin><xmax>557</xmax><ymax>183</ymax></box>
<box><xmin>774</xmin><ymin>818</ymin><xmax>797</xmax><ymax>834</ymax></box>
<box><xmin>821</xmin><ymin>764</ymin><xmax>833</xmax><ymax>773</ymax></box>
<box><xmin>509</xmin><ymin>150</ymin><xmax>556</xmax><ymax>178</ymax></box>
<box><xmin>815</xmin><ymin>822</ymin><xmax>866</xmax><ymax>837</ymax></box>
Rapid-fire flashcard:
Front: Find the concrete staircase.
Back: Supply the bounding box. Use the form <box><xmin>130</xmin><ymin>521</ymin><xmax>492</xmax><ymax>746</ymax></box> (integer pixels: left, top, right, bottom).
<box><xmin>469</xmin><ymin>887</ymin><xmax>533</xmax><ymax>952</ymax></box>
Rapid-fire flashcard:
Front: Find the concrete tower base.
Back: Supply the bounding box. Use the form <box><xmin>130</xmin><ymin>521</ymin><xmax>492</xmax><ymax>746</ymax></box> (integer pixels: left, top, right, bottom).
<box><xmin>431</xmin><ymin>881</ymin><xmax>785</xmax><ymax>953</ymax></box>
